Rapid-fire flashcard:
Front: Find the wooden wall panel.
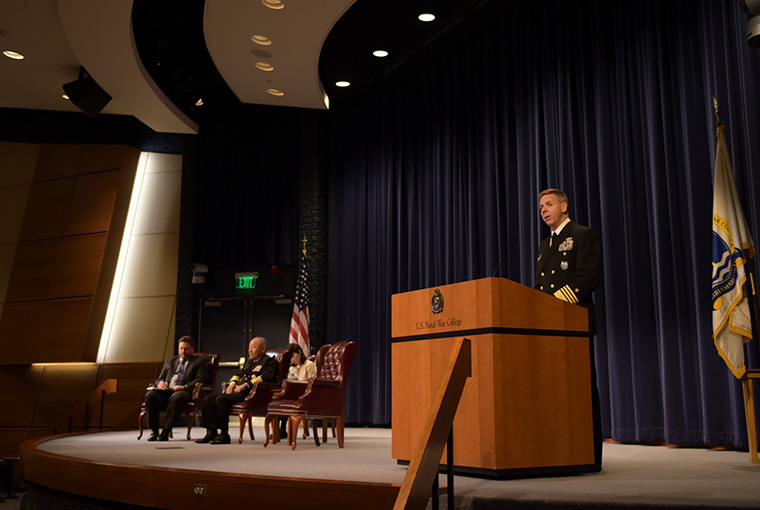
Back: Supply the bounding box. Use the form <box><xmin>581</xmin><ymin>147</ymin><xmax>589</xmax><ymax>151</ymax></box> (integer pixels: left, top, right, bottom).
<box><xmin>98</xmin><ymin>362</ymin><xmax>162</xmax><ymax>426</ymax></box>
<box><xmin>0</xmin><ymin>365</ymin><xmax>44</xmax><ymax>426</ymax></box>
<box><xmin>0</xmin><ymin>429</ymin><xmax>31</xmax><ymax>458</ymax></box>
<box><xmin>0</xmin><ymin>144</ymin><xmax>146</xmax><ymax>456</ymax></box>
<box><xmin>0</xmin><ymin>143</ymin><xmax>141</xmax><ymax>364</ymax></box>
<box><xmin>31</xmin><ymin>364</ymin><xmax>101</xmax><ymax>427</ymax></box>
<box><xmin>4</xmin><ymin>239</ymin><xmax>60</xmax><ymax>302</ymax></box>
<box><xmin>0</xmin><ymin>302</ymin><xmax>48</xmax><ymax>362</ymax></box>
<box><xmin>34</xmin><ymin>144</ymin><xmax>83</xmax><ymax>181</ymax></box>
<box><xmin>0</xmin><ymin>362</ymin><xmax>161</xmax><ymax>456</ymax></box>
<box><xmin>41</xmin><ymin>298</ymin><xmax>93</xmax><ymax>362</ymax></box>
<box><xmin>51</xmin><ymin>234</ymin><xmax>107</xmax><ymax>298</ymax></box>
<box><xmin>19</xmin><ymin>178</ymin><xmax>75</xmax><ymax>241</ymax></box>
<box><xmin>66</xmin><ymin>170</ymin><xmax>119</xmax><ymax>235</ymax></box>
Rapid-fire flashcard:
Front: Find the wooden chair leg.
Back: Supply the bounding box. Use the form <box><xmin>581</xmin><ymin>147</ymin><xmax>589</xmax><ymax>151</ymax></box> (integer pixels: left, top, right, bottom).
<box><xmin>272</xmin><ymin>416</ymin><xmax>281</xmax><ymax>444</ymax></box>
<box><xmin>263</xmin><ymin>415</ymin><xmax>273</xmax><ymax>447</ymax></box>
<box><xmin>247</xmin><ymin>415</ymin><xmax>255</xmax><ymax>441</ymax></box>
<box><xmin>311</xmin><ymin>419</ymin><xmax>320</xmax><ymax>447</ymax></box>
<box><xmin>186</xmin><ymin>411</ymin><xmax>195</xmax><ymax>440</ymax></box>
<box><xmin>290</xmin><ymin>416</ymin><xmax>304</xmax><ymax>450</ymax></box>
<box><xmin>336</xmin><ymin>417</ymin><xmax>345</xmax><ymax>448</ymax></box>
<box><xmin>322</xmin><ymin>419</ymin><xmax>328</xmax><ymax>443</ymax></box>
<box><xmin>237</xmin><ymin>413</ymin><xmax>247</xmax><ymax>444</ymax></box>
<box><xmin>742</xmin><ymin>375</ymin><xmax>758</xmax><ymax>463</ymax></box>
<box><xmin>137</xmin><ymin>410</ymin><xmax>146</xmax><ymax>440</ymax></box>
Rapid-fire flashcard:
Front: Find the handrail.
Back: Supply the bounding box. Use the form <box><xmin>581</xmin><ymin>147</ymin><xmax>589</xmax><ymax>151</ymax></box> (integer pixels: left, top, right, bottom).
<box><xmin>49</xmin><ymin>379</ymin><xmax>118</xmax><ymax>435</ymax></box>
<box><xmin>393</xmin><ymin>337</ymin><xmax>472</xmax><ymax>510</ymax></box>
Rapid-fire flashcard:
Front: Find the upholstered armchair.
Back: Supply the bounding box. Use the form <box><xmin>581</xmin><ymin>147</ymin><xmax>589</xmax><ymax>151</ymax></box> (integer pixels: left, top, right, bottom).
<box><xmin>264</xmin><ymin>341</ymin><xmax>357</xmax><ymax>449</ymax></box>
<box><xmin>224</xmin><ymin>348</ymin><xmax>292</xmax><ymax>444</ymax></box>
<box><xmin>137</xmin><ymin>352</ymin><xmax>219</xmax><ymax>440</ymax></box>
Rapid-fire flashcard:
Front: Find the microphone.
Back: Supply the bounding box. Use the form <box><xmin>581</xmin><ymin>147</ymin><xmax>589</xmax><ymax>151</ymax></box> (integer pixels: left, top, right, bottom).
<box><xmin>492</xmin><ymin>261</ymin><xmax>502</xmax><ymax>278</ymax></box>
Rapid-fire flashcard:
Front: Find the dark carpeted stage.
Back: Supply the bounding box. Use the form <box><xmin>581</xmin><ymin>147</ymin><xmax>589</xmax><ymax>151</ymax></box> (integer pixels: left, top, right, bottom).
<box><xmin>19</xmin><ymin>427</ymin><xmax>760</xmax><ymax>510</ymax></box>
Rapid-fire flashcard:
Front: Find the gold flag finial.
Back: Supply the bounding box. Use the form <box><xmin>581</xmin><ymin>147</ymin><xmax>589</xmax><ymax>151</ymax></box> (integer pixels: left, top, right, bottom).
<box><xmin>712</xmin><ymin>95</ymin><xmax>723</xmax><ymax>127</ymax></box>
<box><xmin>301</xmin><ymin>235</ymin><xmax>307</xmax><ymax>257</ymax></box>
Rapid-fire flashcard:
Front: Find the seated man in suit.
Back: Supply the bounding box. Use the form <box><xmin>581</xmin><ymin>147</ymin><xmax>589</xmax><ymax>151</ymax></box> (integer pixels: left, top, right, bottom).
<box><xmin>144</xmin><ymin>335</ymin><xmax>210</xmax><ymax>441</ymax></box>
<box><xmin>196</xmin><ymin>336</ymin><xmax>277</xmax><ymax>445</ymax></box>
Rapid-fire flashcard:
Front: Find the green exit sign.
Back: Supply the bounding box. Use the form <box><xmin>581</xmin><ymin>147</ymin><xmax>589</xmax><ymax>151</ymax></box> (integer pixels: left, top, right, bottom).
<box><xmin>235</xmin><ymin>272</ymin><xmax>259</xmax><ymax>289</ymax></box>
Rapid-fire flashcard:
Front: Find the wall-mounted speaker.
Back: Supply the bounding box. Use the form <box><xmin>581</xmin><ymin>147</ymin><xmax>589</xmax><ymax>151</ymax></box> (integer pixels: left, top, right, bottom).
<box><xmin>62</xmin><ymin>67</ymin><xmax>112</xmax><ymax>119</ymax></box>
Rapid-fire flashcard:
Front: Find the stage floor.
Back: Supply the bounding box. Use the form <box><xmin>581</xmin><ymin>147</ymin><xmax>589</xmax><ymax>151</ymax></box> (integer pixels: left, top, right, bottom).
<box><xmin>21</xmin><ymin>427</ymin><xmax>760</xmax><ymax>509</ymax></box>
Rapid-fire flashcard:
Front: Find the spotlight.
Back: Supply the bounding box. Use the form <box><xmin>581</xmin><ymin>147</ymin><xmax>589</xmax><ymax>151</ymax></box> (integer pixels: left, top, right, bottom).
<box><xmin>62</xmin><ymin>67</ymin><xmax>112</xmax><ymax>119</ymax></box>
<box><xmin>739</xmin><ymin>0</ymin><xmax>760</xmax><ymax>47</ymax></box>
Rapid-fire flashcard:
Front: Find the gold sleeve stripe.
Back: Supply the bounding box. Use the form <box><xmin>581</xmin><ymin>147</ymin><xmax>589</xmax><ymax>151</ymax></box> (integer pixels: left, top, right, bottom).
<box><xmin>230</xmin><ymin>375</ymin><xmax>240</xmax><ymax>382</ymax></box>
<box><xmin>559</xmin><ymin>285</ymin><xmax>579</xmax><ymax>304</ymax></box>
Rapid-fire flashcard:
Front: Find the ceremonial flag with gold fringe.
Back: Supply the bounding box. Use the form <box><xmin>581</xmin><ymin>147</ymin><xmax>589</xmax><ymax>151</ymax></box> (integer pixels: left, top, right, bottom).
<box><xmin>712</xmin><ymin>123</ymin><xmax>755</xmax><ymax>378</ymax></box>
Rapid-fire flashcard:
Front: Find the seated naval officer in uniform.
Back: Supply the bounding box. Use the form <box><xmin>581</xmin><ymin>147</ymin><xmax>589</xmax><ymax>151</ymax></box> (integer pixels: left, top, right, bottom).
<box><xmin>195</xmin><ymin>336</ymin><xmax>277</xmax><ymax>445</ymax></box>
<box><xmin>144</xmin><ymin>335</ymin><xmax>209</xmax><ymax>441</ymax></box>
<box><xmin>534</xmin><ymin>188</ymin><xmax>603</xmax><ymax>469</ymax></box>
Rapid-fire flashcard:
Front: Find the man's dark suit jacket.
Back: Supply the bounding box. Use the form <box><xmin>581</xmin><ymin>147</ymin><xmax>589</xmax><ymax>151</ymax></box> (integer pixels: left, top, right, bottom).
<box><xmin>155</xmin><ymin>354</ymin><xmax>210</xmax><ymax>392</ymax></box>
<box><xmin>535</xmin><ymin>219</ymin><xmax>601</xmax><ymax>333</ymax></box>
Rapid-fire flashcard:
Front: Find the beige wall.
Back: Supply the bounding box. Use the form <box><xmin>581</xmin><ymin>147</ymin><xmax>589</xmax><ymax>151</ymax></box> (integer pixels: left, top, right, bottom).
<box><xmin>98</xmin><ymin>152</ymin><xmax>181</xmax><ymax>363</ymax></box>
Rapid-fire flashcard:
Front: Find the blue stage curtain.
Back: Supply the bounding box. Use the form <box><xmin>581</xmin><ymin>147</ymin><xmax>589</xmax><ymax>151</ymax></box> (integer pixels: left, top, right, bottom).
<box><xmin>326</xmin><ymin>0</ymin><xmax>760</xmax><ymax>449</ymax></box>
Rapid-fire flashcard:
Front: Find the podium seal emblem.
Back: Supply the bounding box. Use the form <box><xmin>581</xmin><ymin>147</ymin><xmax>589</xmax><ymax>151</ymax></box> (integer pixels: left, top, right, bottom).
<box><xmin>431</xmin><ymin>289</ymin><xmax>444</xmax><ymax>314</ymax></box>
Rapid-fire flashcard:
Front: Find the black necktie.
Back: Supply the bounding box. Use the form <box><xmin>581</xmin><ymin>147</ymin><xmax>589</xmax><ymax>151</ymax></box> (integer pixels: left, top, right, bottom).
<box><xmin>550</xmin><ymin>232</ymin><xmax>557</xmax><ymax>247</ymax></box>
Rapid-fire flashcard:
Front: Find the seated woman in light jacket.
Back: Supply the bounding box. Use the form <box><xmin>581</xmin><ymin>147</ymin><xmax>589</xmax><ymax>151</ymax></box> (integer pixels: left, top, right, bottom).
<box><xmin>286</xmin><ymin>343</ymin><xmax>316</xmax><ymax>382</ymax></box>
<box><xmin>279</xmin><ymin>343</ymin><xmax>317</xmax><ymax>439</ymax></box>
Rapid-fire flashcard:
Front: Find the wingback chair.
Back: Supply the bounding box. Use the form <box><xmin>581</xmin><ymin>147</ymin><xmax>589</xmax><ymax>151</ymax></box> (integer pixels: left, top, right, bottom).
<box><xmin>223</xmin><ymin>348</ymin><xmax>292</xmax><ymax>444</ymax></box>
<box><xmin>137</xmin><ymin>352</ymin><xmax>219</xmax><ymax>440</ymax></box>
<box><xmin>264</xmin><ymin>341</ymin><xmax>357</xmax><ymax>449</ymax></box>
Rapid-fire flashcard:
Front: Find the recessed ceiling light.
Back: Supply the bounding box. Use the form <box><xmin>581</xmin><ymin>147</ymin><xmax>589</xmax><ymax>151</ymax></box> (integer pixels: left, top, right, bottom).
<box><xmin>255</xmin><ymin>62</ymin><xmax>274</xmax><ymax>71</ymax></box>
<box><xmin>418</xmin><ymin>13</ymin><xmax>435</xmax><ymax>22</ymax></box>
<box><xmin>195</xmin><ymin>98</ymin><xmax>204</xmax><ymax>106</ymax></box>
<box><xmin>267</xmin><ymin>88</ymin><xmax>284</xmax><ymax>96</ymax></box>
<box><xmin>335</xmin><ymin>81</ymin><xmax>350</xmax><ymax>88</ymax></box>
<box><xmin>262</xmin><ymin>0</ymin><xmax>284</xmax><ymax>9</ymax></box>
<box><xmin>62</xmin><ymin>94</ymin><xmax>70</xmax><ymax>100</ymax></box>
<box><xmin>373</xmin><ymin>50</ymin><xmax>389</xmax><ymax>57</ymax></box>
<box><xmin>3</xmin><ymin>50</ymin><xmax>24</xmax><ymax>60</ymax></box>
<box><xmin>251</xmin><ymin>34</ymin><xmax>272</xmax><ymax>46</ymax></box>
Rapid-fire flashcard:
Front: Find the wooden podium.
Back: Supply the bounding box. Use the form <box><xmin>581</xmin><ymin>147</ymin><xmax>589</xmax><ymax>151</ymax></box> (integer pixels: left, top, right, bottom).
<box><xmin>391</xmin><ymin>277</ymin><xmax>595</xmax><ymax>478</ymax></box>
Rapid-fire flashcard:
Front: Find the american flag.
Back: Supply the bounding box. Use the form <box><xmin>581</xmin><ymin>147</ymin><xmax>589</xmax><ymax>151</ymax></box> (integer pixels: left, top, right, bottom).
<box><xmin>289</xmin><ymin>254</ymin><xmax>310</xmax><ymax>355</ymax></box>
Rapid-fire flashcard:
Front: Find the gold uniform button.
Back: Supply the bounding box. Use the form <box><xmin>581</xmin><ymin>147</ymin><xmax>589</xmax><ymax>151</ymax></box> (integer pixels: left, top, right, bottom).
<box><xmin>540</xmin><ymin>286</ymin><xmax>544</xmax><ymax>290</ymax></box>
<box><xmin>551</xmin><ymin>270</ymin><xmax>555</xmax><ymax>274</ymax></box>
<box><xmin>550</xmin><ymin>284</ymin><xmax>555</xmax><ymax>289</ymax></box>
<box><xmin>540</xmin><ymin>272</ymin><xmax>545</xmax><ymax>277</ymax></box>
